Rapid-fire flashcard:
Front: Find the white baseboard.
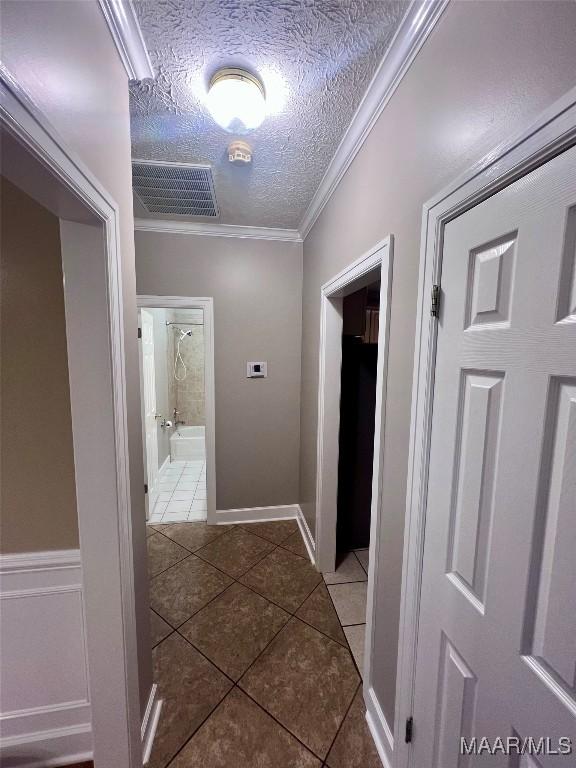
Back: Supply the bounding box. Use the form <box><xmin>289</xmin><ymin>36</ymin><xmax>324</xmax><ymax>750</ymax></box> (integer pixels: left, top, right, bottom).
<box><xmin>214</xmin><ymin>504</ymin><xmax>300</xmax><ymax>524</ymax></box>
<box><xmin>365</xmin><ymin>685</ymin><xmax>394</xmax><ymax>768</ymax></box>
<box><xmin>141</xmin><ymin>683</ymin><xmax>162</xmax><ymax>765</ymax></box>
<box><xmin>214</xmin><ymin>505</ymin><xmax>317</xmax><ymax>567</ymax></box>
<box><xmin>0</xmin><ymin>550</ymin><xmax>93</xmax><ymax>767</ymax></box>
<box><xmin>159</xmin><ymin>454</ymin><xmax>170</xmax><ymax>476</ymax></box>
<box><xmin>0</xmin><ymin>725</ymin><xmax>93</xmax><ymax>768</ymax></box>
<box><xmin>295</xmin><ymin>505</ymin><xmax>316</xmax><ymax>566</ymax></box>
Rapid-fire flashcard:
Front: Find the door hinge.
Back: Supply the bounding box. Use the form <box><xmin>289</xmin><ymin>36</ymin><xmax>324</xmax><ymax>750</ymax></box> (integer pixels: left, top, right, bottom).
<box><xmin>405</xmin><ymin>716</ymin><xmax>414</xmax><ymax>744</ymax></box>
<box><xmin>138</xmin><ymin>327</ymin><xmax>142</xmax><ymax>339</ymax></box>
<box><xmin>431</xmin><ymin>284</ymin><xmax>441</xmax><ymax>318</ymax></box>
<box><xmin>144</xmin><ymin>483</ymin><xmax>148</xmax><ymax>494</ymax></box>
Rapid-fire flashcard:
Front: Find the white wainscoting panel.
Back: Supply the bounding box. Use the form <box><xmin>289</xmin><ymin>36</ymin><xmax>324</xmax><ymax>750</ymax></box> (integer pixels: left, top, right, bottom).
<box><xmin>0</xmin><ymin>550</ymin><xmax>93</xmax><ymax>766</ymax></box>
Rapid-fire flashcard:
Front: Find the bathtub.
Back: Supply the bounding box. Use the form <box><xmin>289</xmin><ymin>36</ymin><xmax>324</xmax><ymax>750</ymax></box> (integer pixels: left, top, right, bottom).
<box><xmin>170</xmin><ymin>425</ymin><xmax>206</xmax><ymax>461</ymax></box>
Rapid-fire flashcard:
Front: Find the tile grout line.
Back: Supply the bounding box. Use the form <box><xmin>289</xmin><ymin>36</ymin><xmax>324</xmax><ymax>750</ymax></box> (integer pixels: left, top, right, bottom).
<box><xmin>151</xmin><ymin>460</ymin><xmax>207</xmax><ymax>524</ymax></box>
<box><xmin>149</xmin><ymin>529</ymin><xmax>270</xmax><ymax>595</ymax></box>
<box><xmin>237</xmin><ymin>682</ymin><xmax>328</xmax><ymax>762</ymax></box>
<box><xmin>159</xmin><ymin>565</ymin><xmax>344</xmax><ymax>655</ymax></box>
<box><xmin>147</xmin><ymin>549</ymin><xmax>194</xmax><ymax>581</ymax></box>
<box><xmin>162</xmin><ymin>673</ymin><xmax>233</xmax><ymax>768</ymax></box>
<box><xmin>150</xmin><ymin>607</ymin><xmax>176</xmax><ymax>650</ymax></box>
<box><xmin>236</xmin><ymin>522</ymin><xmax>300</xmax><ymax>548</ymax></box>
<box><xmin>174</xmin><ymin>625</ymin><xmax>237</xmax><ymax>686</ymax></box>
<box><xmin>151</xmin><ymin>526</ymin><xmax>325</xmax><ymax>634</ymax></box>
<box><xmin>352</xmin><ymin>549</ymin><xmax>369</xmax><ymax>577</ymax></box>
<box><xmin>171</xmin><ymin>579</ymin><xmax>238</xmax><ymax>632</ymax></box>
<box><xmin>150</xmin><ymin>521</ymin><xmax>230</xmax><ymax>555</ymax></box>
<box><xmin>323</xmin><ymin>576</ymin><xmax>365</xmax><ymax>680</ymax></box>
<box><xmin>161</xmin><ymin>578</ymin><xmax>316</xmax><ymax>765</ymax></box>
<box><xmin>154</xmin><ymin>529</ymin><xmax>334</xmax><ymax>660</ymax></box>
<box><xmin>151</xmin><ymin>522</ymin><xmax>362</xmax><ymax>766</ymax></box>
<box><xmin>323</xmin><ymin>680</ymin><xmax>362</xmax><ymax>765</ymax></box>
<box><xmin>193</xmin><ymin>533</ymin><xmax>279</xmax><ymax>577</ymax></box>
<box><xmin>320</xmin><ymin>567</ymin><xmax>367</xmax><ymax>742</ymax></box>
<box><xmin>157</xmin><ymin>642</ymin><xmax>348</xmax><ymax>766</ymax></box>
<box><xmin>155</xmin><ymin>461</ymin><xmax>184</xmax><ymax>519</ymax></box>
<box><xmin>155</xmin><ymin>534</ymin><xmax>304</xmax><ymax>630</ymax></box>
<box><xmin>238</xmin><ymin>565</ymin><xmax>321</xmax><ymax>619</ymax></box>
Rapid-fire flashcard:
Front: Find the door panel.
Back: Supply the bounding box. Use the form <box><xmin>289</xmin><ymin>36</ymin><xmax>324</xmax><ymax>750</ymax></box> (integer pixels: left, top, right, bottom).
<box><xmin>448</xmin><ymin>370</ymin><xmax>503</xmax><ymax>608</ymax></box>
<box><xmin>433</xmin><ymin>635</ymin><xmax>478</xmax><ymax>768</ymax></box>
<box><xmin>527</xmin><ymin>378</ymin><xmax>576</xmax><ymax>699</ymax></box>
<box><xmin>413</xmin><ymin>146</ymin><xmax>576</xmax><ymax>767</ymax></box>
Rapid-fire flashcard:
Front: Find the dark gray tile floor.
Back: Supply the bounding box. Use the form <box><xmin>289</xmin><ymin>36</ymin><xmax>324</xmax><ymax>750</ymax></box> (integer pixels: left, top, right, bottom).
<box><xmin>146</xmin><ymin>520</ymin><xmax>381</xmax><ymax>767</ymax></box>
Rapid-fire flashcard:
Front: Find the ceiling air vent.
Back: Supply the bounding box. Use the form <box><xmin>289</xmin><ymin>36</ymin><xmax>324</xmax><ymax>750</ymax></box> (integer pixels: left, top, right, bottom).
<box><xmin>132</xmin><ymin>160</ymin><xmax>219</xmax><ymax>217</ymax></box>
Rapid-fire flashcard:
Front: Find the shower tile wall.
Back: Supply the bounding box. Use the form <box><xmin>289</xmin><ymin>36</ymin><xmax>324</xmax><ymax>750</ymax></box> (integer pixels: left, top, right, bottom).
<box><xmin>175</xmin><ymin>324</ymin><xmax>205</xmax><ymax>426</ymax></box>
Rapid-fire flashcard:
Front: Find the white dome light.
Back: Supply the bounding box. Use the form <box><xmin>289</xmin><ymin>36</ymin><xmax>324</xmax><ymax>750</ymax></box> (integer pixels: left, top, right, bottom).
<box><xmin>207</xmin><ymin>68</ymin><xmax>266</xmax><ymax>133</ymax></box>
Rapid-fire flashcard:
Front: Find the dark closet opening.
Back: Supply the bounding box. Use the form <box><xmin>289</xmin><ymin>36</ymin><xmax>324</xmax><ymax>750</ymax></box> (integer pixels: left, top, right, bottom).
<box><xmin>336</xmin><ymin>279</ymin><xmax>380</xmax><ymax>556</ymax></box>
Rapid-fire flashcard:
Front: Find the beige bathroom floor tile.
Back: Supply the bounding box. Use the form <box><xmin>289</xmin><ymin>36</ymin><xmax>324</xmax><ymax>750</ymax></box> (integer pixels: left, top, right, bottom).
<box><xmin>323</xmin><ymin>552</ymin><xmax>367</xmax><ymax>585</ymax></box>
<box><xmin>343</xmin><ymin>624</ymin><xmax>366</xmax><ymax>677</ymax></box>
<box><xmin>327</xmin><ymin>582</ymin><xmax>367</xmax><ymax>626</ymax></box>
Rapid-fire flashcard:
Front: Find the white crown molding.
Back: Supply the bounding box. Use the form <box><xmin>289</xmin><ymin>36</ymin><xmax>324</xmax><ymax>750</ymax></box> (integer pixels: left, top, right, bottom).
<box><xmin>299</xmin><ymin>0</ymin><xmax>450</xmax><ymax>239</ymax></box>
<box><xmin>134</xmin><ymin>218</ymin><xmax>303</xmax><ymax>243</ymax></box>
<box><xmin>98</xmin><ymin>0</ymin><xmax>154</xmax><ymax>81</ymax></box>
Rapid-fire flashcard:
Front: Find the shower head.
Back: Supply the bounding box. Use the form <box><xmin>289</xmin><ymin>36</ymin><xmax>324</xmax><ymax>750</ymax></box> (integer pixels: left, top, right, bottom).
<box><xmin>178</xmin><ymin>329</ymin><xmax>192</xmax><ymax>339</ymax></box>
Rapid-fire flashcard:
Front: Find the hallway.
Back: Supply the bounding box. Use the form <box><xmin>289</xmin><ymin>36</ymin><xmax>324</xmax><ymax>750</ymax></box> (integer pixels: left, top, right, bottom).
<box><xmin>146</xmin><ymin>520</ymin><xmax>382</xmax><ymax>767</ymax></box>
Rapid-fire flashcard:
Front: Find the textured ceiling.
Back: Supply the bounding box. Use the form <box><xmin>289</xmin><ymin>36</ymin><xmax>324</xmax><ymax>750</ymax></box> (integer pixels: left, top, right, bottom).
<box><xmin>130</xmin><ymin>0</ymin><xmax>407</xmax><ymax>229</ymax></box>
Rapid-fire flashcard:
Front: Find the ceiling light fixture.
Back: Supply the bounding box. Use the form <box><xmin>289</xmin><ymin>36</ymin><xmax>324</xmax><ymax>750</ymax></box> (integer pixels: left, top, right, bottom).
<box><xmin>207</xmin><ymin>68</ymin><xmax>266</xmax><ymax>133</ymax></box>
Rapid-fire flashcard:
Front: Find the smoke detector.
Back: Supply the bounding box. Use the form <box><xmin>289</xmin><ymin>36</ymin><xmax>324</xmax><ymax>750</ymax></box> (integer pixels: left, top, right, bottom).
<box><xmin>228</xmin><ymin>140</ymin><xmax>252</xmax><ymax>165</ymax></box>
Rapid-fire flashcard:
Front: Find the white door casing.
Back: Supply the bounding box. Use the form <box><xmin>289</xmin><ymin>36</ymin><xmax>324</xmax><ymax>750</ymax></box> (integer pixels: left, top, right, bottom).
<box><xmin>314</xmin><ymin>238</ymin><xmax>395</xmax><ymax>765</ymax></box>
<box><xmin>412</xmin><ymin>145</ymin><xmax>576</xmax><ymax>766</ymax></box>
<box><xmin>140</xmin><ymin>309</ymin><xmax>159</xmax><ymax>513</ymax></box>
<box><xmin>315</xmin><ymin>237</ymin><xmax>393</xmax><ymax>574</ymax></box>
<box><xmin>1</xmin><ymin>65</ymin><xmax>143</xmax><ymax>764</ymax></box>
<box><xmin>137</xmin><ymin>296</ymin><xmax>217</xmax><ymax>525</ymax></box>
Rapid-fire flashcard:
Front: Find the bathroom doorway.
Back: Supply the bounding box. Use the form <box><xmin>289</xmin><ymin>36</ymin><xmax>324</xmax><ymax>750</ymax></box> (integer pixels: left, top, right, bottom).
<box><xmin>138</xmin><ymin>296</ymin><xmax>216</xmax><ymax>526</ymax></box>
<box><xmin>336</xmin><ymin>280</ymin><xmax>380</xmax><ymax>553</ymax></box>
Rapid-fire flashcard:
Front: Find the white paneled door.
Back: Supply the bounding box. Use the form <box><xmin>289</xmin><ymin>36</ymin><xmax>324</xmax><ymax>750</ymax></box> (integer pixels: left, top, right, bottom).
<box><xmin>140</xmin><ymin>309</ymin><xmax>159</xmax><ymax>515</ymax></box>
<box><xmin>413</xmin><ymin>146</ymin><xmax>576</xmax><ymax>766</ymax></box>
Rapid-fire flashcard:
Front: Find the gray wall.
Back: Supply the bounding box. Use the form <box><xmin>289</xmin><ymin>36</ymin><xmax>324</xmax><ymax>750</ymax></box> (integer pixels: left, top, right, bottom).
<box><xmin>1</xmin><ymin>178</ymin><xmax>78</xmax><ymax>553</ymax></box>
<box><xmin>135</xmin><ymin>233</ymin><xmax>303</xmax><ymax>509</ymax></box>
<box><xmin>1</xmin><ymin>0</ymin><xmax>152</xmax><ymax>716</ymax></box>
<box><xmin>299</xmin><ymin>0</ymin><xmax>576</xmax><ymax>728</ymax></box>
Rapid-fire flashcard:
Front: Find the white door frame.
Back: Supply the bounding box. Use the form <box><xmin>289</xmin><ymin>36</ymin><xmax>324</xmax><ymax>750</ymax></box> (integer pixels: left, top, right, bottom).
<box><xmin>395</xmin><ymin>87</ymin><xmax>576</xmax><ymax>768</ymax></box>
<box><xmin>0</xmin><ymin>66</ymin><xmax>142</xmax><ymax>764</ymax></box>
<box><xmin>315</xmin><ymin>236</ymin><xmax>393</xmax><ymax>574</ymax></box>
<box><xmin>138</xmin><ymin>308</ymin><xmax>159</xmax><ymax>518</ymax></box>
<box><xmin>137</xmin><ymin>295</ymin><xmax>217</xmax><ymax>524</ymax></box>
